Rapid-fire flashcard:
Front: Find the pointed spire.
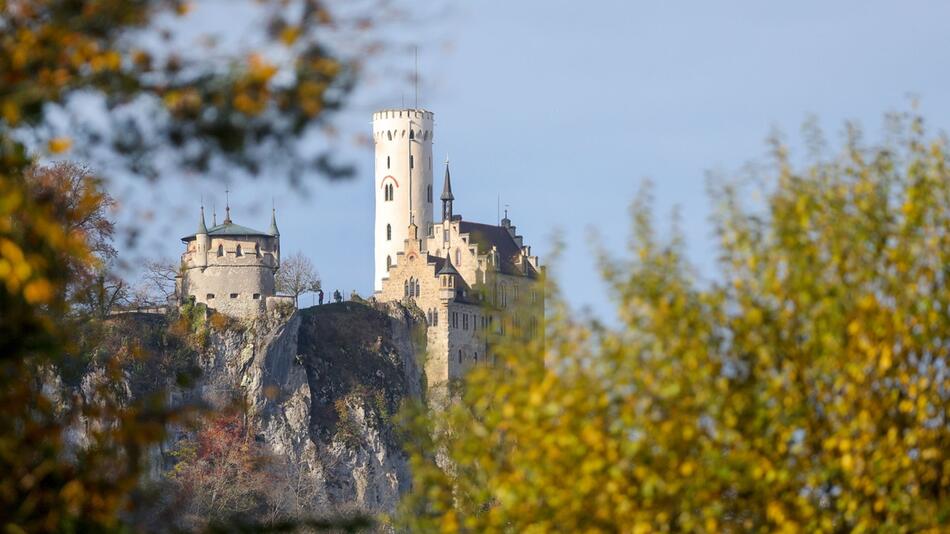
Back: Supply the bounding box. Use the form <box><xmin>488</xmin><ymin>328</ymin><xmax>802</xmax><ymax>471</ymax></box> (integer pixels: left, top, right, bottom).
<box><xmin>438</xmin><ymin>252</ymin><xmax>459</xmax><ymax>276</ymax></box>
<box><xmin>197</xmin><ymin>204</ymin><xmax>208</xmax><ymax>234</ymax></box>
<box><xmin>269</xmin><ymin>203</ymin><xmax>280</xmax><ymax>237</ymax></box>
<box><xmin>441</xmin><ymin>158</ymin><xmax>454</xmax><ymax>222</ymax></box>
<box><xmin>223</xmin><ymin>188</ymin><xmax>232</xmax><ymax>224</ymax></box>
<box><xmin>440</xmin><ymin>157</ymin><xmax>454</xmax><ymax>201</ymax></box>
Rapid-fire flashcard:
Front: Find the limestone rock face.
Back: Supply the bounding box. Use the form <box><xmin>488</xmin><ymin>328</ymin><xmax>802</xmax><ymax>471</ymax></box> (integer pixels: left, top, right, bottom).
<box><xmin>197</xmin><ymin>301</ymin><xmax>426</xmax><ymax>515</ymax></box>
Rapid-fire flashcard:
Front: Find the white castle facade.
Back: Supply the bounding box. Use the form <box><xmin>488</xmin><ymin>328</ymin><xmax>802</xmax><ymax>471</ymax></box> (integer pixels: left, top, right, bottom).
<box><xmin>370</xmin><ymin>108</ymin><xmax>543</xmax><ymax>393</ymax></box>
<box><xmin>179</xmin><ymin>107</ymin><xmax>542</xmax><ymax>391</ymax></box>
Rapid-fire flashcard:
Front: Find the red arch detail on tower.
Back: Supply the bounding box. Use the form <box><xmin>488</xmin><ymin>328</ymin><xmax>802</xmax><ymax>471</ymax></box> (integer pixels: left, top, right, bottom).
<box><xmin>380</xmin><ymin>175</ymin><xmax>399</xmax><ymax>188</ymax></box>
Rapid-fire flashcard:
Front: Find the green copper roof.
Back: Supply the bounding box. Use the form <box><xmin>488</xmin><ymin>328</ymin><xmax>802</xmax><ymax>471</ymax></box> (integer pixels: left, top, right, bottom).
<box><xmin>181</xmin><ymin>221</ymin><xmax>273</xmax><ymax>242</ymax></box>
<box><xmin>197</xmin><ymin>206</ymin><xmax>208</xmax><ymax>234</ymax></box>
<box><xmin>268</xmin><ymin>209</ymin><xmax>280</xmax><ymax>236</ymax></box>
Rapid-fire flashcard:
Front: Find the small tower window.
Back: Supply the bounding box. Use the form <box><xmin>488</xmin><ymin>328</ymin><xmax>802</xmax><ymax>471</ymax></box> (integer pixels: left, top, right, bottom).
<box><xmin>255</xmin><ymin>243</ymin><xmax>260</xmax><ymax>257</ymax></box>
<box><xmin>253</xmin><ymin>293</ymin><xmax>261</xmax><ymax>300</ymax></box>
<box><xmin>217</xmin><ymin>244</ymin><xmax>223</xmax><ymax>257</ymax></box>
<box><xmin>206</xmin><ymin>293</ymin><xmax>215</xmax><ymax>300</ymax></box>
<box><xmin>230</xmin><ymin>293</ymin><xmax>238</xmax><ymax>299</ymax></box>
<box><xmin>409</xmin><ymin>129</ymin><xmax>415</xmax><ymax>140</ymax></box>
<box><xmin>387</xmin><ymin>155</ymin><xmax>390</xmax><ymax>169</ymax></box>
<box><xmin>427</xmin><ymin>185</ymin><xmax>432</xmax><ymax>203</ymax></box>
<box><xmin>387</xmin><ymin>131</ymin><xmax>392</xmax><ymax>141</ymax></box>
<box><xmin>236</xmin><ymin>245</ymin><xmax>243</xmax><ymax>257</ymax></box>
<box><xmin>386</xmin><ymin>255</ymin><xmax>392</xmax><ymax>270</ymax></box>
<box><xmin>410</xmin><ymin>155</ymin><xmax>414</xmax><ymax>169</ymax></box>
<box><xmin>386</xmin><ymin>224</ymin><xmax>392</xmax><ymax>241</ymax></box>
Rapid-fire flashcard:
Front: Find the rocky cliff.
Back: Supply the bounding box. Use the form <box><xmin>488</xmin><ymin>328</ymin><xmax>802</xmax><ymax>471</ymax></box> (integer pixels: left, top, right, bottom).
<box><xmin>99</xmin><ymin>300</ymin><xmax>427</xmax><ymax>522</ymax></box>
<box><xmin>203</xmin><ymin>300</ymin><xmax>426</xmax><ymax>515</ymax></box>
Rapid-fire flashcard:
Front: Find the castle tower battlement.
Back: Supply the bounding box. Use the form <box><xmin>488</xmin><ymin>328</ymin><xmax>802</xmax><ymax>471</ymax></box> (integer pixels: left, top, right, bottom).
<box><xmin>373</xmin><ymin>108</ymin><xmax>435</xmax><ymax>291</ymax></box>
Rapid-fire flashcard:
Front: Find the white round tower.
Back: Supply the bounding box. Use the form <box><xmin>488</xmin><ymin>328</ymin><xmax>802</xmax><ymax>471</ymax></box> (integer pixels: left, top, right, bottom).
<box><xmin>373</xmin><ymin>108</ymin><xmax>435</xmax><ymax>291</ymax></box>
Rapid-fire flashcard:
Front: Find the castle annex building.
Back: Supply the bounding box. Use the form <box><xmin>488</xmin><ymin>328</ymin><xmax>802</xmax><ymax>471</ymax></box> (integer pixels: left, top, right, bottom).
<box><xmin>371</xmin><ymin>109</ymin><xmax>543</xmax><ymax>392</ymax></box>
<box><xmin>178</xmin><ymin>203</ymin><xmax>292</xmax><ymax>317</ymax></box>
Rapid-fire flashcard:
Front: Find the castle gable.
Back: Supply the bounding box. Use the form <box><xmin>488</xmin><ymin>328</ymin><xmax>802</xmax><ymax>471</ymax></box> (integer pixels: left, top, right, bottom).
<box><xmin>458</xmin><ymin>221</ymin><xmax>538</xmax><ymax>278</ymax></box>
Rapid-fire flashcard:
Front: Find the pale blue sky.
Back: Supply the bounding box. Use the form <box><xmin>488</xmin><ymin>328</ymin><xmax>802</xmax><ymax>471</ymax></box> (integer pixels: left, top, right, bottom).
<box><xmin>122</xmin><ymin>1</ymin><xmax>950</xmax><ymax>317</ymax></box>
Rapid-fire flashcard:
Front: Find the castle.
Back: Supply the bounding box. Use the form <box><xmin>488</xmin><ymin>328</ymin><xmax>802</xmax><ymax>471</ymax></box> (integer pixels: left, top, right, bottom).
<box><xmin>178</xmin><ymin>202</ymin><xmax>293</xmax><ymax>316</ymax></box>
<box><xmin>179</xmin><ymin>108</ymin><xmax>542</xmax><ymax>390</ymax></box>
<box><xmin>370</xmin><ymin>109</ymin><xmax>542</xmax><ymax>391</ymax></box>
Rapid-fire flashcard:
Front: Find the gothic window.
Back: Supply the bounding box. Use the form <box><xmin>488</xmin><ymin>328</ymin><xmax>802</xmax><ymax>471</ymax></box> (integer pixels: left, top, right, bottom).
<box><xmin>434</xmin><ymin>310</ymin><xmax>439</xmax><ymax>326</ymax></box>
<box><xmin>463</xmin><ymin>314</ymin><xmax>468</xmax><ymax>330</ymax></box>
<box><xmin>236</xmin><ymin>245</ymin><xmax>243</xmax><ymax>257</ymax></box>
<box><xmin>217</xmin><ymin>244</ymin><xmax>223</xmax><ymax>257</ymax></box>
<box><xmin>415</xmin><ymin>279</ymin><xmax>420</xmax><ymax>297</ymax></box>
<box><xmin>500</xmin><ymin>285</ymin><xmax>508</xmax><ymax>308</ymax></box>
<box><xmin>386</xmin><ymin>255</ymin><xmax>392</xmax><ymax>270</ymax></box>
<box><xmin>404</xmin><ymin>280</ymin><xmax>409</xmax><ymax>297</ymax></box>
<box><xmin>386</xmin><ymin>224</ymin><xmax>392</xmax><ymax>241</ymax></box>
<box><xmin>409</xmin><ymin>129</ymin><xmax>415</xmax><ymax>140</ymax></box>
<box><xmin>387</xmin><ymin>131</ymin><xmax>392</xmax><ymax>141</ymax></box>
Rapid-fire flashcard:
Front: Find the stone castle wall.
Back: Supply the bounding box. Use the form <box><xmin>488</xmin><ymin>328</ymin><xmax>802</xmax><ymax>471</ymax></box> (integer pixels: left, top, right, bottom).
<box><xmin>181</xmin><ymin>234</ymin><xmax>279</xmax><ymax>317</ymax></box>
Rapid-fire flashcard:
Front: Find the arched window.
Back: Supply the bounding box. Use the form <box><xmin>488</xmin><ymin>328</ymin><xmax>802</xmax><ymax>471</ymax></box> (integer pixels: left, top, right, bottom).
<box><xmin>409</xmin><ymin>129</ymin><xmax>415</xmax><ymax>140</ymax></box>
<box><xmin>404</xmin><ymin>280</ymin><xmax>409</xmax><ymax>297</ymax></box>
<box><xmin>236</xmin><ymin>245</ymin><xmax>243</xmax><ymax>257</ymax></box>
<box><xmin>415</xmin><ymin>279</ymin><xmax>420</xmax><ymax>297</ymax></box>
<box><xmin>386</xmin><ymin>255</ymin><xmax>392</xmax><ymax>270</ymax></box>
<box><xmin>500</xmin><ymin>285</ymin><xmax>508</xmax><ymax>307</ymax></box>
<box><xmin>386</xmin><ymin>224</ymin><xmax>391</xmax><ymax>241</ymax></box>
<box><xmin>217</xmin><ymin>244</ymin><xmax>223</xmax><ymax>257</ymax></box>
<box><xmin>387</xmin><ymin>131</ymin><xmax>392</xmax><ymax>141</ymax></box>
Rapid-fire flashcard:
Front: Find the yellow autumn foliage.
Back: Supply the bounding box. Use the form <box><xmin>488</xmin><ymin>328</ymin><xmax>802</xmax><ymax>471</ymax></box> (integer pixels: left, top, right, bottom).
<box><xmin>397</xmin><ymin>112</ymin><xmax>950</xmax><ymax>533</ymax></box>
